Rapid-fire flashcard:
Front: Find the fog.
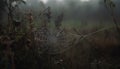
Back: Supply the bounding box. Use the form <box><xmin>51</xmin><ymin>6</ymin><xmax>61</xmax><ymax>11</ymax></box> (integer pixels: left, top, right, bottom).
<box><xmin>22</xmin><ymin>0</ymin><xmax>120</xmax><ymax>23</ymax></box>
<box><xmin>1</xmin><ymin>0</ymin><xmax>120</xmax><ymax>25</ymax></box>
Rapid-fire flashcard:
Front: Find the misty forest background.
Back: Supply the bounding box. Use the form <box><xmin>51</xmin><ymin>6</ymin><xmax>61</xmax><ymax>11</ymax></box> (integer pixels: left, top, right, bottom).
<box><xmin>0</xmin><ymin>0</ymin><xmax>120</xmax><ymax>69</ymax></box>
